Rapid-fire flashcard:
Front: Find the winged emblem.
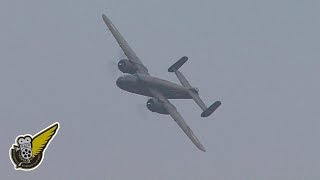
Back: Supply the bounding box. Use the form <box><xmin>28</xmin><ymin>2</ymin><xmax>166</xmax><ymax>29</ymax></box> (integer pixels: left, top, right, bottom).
<box><xmin>9</xmin><ymin>122</ymin><xmax>59</xmax><ymax>171</ymax></box>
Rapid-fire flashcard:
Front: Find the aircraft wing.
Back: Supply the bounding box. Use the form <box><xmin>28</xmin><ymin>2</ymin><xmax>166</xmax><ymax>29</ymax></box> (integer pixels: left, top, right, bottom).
<box><xmin>149</xmin><ymin>89</ymin><xmax>206</xmax><ymax>152</ymax></box>
<box><xmin>102</xmin><ymin>14</ymin><xmax>148</xmax><ymax>74</ymax></box>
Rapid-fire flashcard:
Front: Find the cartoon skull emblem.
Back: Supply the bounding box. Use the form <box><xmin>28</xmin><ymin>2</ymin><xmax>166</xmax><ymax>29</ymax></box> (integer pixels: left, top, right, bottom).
<box><xmin>17</xmin><ymin>136</ymin><xmax>32</xmax><ymax>160</ymax></box>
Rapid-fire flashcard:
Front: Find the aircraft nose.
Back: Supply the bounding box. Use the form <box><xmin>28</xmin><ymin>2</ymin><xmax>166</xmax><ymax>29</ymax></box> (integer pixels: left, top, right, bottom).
<box><xmin>116</xmin><ymin>77</ymin><xmax>124</xmax><ymax>87</ymax></box>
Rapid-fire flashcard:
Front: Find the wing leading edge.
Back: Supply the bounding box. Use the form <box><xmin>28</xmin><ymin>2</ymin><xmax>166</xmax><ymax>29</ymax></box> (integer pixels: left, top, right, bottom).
<box><xmin>149</xmin><ymin>88</ymin><xmax>206</xmax><ymax>152</ymax></box>
<box><xmin>164</xmin><ymin>102</ymin><xmax>206</xmax><ymax>152</ymax></box>
<box><xmin>102</xmin><ymin>14</ymin><xmax>148</xmax><ymax>74</ymax></box>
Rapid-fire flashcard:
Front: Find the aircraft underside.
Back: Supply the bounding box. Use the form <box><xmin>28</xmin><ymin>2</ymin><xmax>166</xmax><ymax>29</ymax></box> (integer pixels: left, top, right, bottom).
<box><xmin>116</xmin><ymin>74</ymin><xmax>192</xmax><ymax>99</ymax></box>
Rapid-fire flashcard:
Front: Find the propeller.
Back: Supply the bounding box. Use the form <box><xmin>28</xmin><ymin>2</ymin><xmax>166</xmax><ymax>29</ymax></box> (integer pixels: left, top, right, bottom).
<box><xmin>107</xmin><ymin>48</ymin><xmax>126</xmax><ymax>78</ymax></box>
<box><xmin>106</xmin><ymin>60</ymin><xmax>118</xmax><ymax>78</ymax></box>
<box><xmin>136</xmin><ymin>102</ymin><xmax>149</xmax><ymax>120</ymax></box>
<box><xmin>135</xmin><ymin>96</ymin><xmax>153</xmax><ymax>120</ymax></box>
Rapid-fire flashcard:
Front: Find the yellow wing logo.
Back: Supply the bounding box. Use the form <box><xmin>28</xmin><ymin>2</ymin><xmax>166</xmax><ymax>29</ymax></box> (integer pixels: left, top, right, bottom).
<box><xmin>9</xmin><ymin>122</ymin><xmax>59</xmax><ymax>171</ymax></box>
<box><xmin>32</xmin><ymin>123</ymin><xmax>59</xmax><ymax>158</ymax></box>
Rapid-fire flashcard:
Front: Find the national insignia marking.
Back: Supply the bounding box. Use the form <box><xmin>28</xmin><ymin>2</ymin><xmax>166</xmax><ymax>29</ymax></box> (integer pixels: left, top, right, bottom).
<box><xmin>9</xmin><ymin>122</ymin><xmax>59</xmax><ymax>171</ymax></box>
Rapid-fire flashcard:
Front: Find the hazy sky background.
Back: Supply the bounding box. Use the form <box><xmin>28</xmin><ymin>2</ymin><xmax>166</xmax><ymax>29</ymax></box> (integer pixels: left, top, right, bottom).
<box><xmin>1</xmin><ymin>0</ymin><xmax>319</xmax><ymax>179</ymax></box>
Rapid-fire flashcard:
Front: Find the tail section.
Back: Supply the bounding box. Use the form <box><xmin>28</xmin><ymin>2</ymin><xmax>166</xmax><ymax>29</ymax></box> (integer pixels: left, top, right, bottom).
<box><xmin>168</xmin><ymin>56</ymin><xmax>221</xmax><ymax>117</ymax></box>
<box><xmin>168</xmin><ymin>56</ymin><xmax>188</xmax><ymax>72</ymax></box>
<box><xmin>201</xmin><ymin>101</ymin><xmax>221</xmax><ymax>117</ymax></box>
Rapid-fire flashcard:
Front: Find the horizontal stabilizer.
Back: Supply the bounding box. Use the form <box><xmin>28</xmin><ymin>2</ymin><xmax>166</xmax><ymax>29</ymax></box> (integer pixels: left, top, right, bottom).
<box><xmin>168</xmin><ymin>56</ymin><xmax>188</xmax><ymax>72</ymax></box>
<box><xmin>201</xmin><ymin>101</ymin><xmax>221</xmax><ymax>117</ymax></box>
<box><xmin>168</xmin><ymin>56</ymin><xmax>221</xmax><ymax>118</ymax></box>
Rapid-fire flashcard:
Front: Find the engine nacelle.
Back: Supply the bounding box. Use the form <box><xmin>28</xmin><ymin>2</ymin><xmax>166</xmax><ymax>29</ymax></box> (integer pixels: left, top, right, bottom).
<box><xmin>118</xmin><ymin>59</ymin><xmax>138</xmax><ymax>74</ymax></box>
<box><xmin>146</xmin><ymin>98</ymin><xmax>169</xmax><ymax>115</ymax></box>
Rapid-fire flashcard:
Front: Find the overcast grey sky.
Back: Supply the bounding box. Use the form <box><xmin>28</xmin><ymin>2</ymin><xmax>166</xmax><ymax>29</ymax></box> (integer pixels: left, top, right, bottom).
<box><xmin>1</xmin><ymin>0</ymin><xmax>319</xmax><ymax>179</ymax></box>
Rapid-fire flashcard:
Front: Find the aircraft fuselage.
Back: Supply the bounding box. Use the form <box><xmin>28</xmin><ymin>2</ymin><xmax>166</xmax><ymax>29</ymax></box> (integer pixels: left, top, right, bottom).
<box><xmin>116</xmin><ymin>73</ymin><xmax>192</xmax><ymax>99</ymax></box>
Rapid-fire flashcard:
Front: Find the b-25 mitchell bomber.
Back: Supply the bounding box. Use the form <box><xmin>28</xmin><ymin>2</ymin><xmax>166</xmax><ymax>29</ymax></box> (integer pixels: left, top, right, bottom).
<box><xmin>102</xmin><ymin>14</ymin><xmax>221</xmax><ymax>152</ymax></box>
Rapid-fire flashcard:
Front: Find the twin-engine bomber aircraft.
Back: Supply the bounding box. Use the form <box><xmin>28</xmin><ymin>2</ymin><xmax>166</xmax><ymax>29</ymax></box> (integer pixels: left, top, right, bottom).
<box><xmin>102</xmin><ymin>14</ymin><xmax>221</xmax><ymax>152</ymax></box>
